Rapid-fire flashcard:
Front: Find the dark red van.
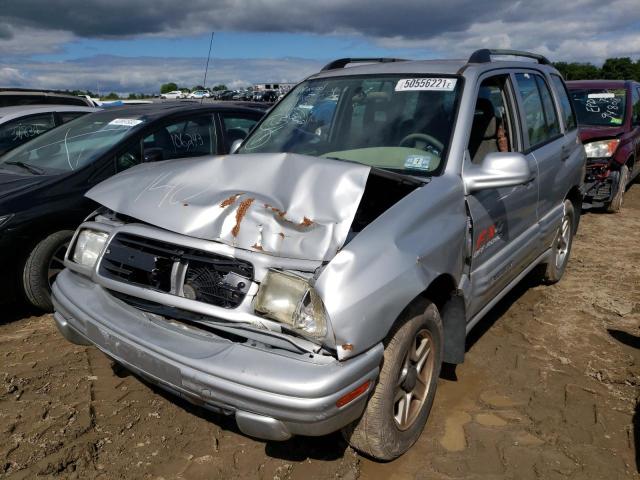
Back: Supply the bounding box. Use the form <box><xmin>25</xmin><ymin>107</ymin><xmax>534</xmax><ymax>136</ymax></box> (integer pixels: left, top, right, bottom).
<box><xmin>567</xmin><ymin>80</ymin><xmax>640</xmax><ymax>212</ymax></box>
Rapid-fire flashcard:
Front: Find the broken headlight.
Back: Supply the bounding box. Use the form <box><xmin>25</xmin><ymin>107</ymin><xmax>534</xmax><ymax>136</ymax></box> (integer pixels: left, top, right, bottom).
<box><xmin>72</xmin><ymin>229</ymin><xmax>108</xmax><ymax>268</ymax></box>
<box><xmin>254</xmin><ymin>270</ymin><xmax>328</xmax><ymax>339</ymax></box>
<box><xmin>584</xmin><ymin>139</ymin><xmax>619</xmax><ymax>158</ymax></box>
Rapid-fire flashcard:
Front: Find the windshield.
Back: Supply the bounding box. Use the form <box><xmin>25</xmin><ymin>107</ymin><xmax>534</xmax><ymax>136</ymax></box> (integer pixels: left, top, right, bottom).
<box><xmin>570</xmin><ymin>88</ymin><xmax>627</xmax><ymax>126</ymax></box>
<box><xmin>0</xmin><ymin>110</ymin><xmax>143</xmax><ymax>174</ymax></box>
<box><xmin>239</xmin><ymin>75</ymin><xmax>462</xmax><ymax>176</ymax></box>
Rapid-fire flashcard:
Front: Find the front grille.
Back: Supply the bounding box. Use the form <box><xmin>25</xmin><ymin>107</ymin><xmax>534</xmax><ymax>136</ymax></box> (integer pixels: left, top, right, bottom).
<box><xmin>100</xmin><ymin>233</ymin><xmax>254</xmax><ymax>308</ymax></box>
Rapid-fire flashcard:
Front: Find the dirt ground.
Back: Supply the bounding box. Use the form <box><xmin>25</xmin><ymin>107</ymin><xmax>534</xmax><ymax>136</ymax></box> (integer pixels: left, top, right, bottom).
<box><xmin>1</xmin><ymin>186</ymin><xmax>639</xmax><ymax>480</ymax></box>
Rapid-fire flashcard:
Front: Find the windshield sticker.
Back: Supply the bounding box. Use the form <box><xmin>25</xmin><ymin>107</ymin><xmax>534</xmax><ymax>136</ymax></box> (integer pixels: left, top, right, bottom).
<box><xmin>404</xmin><ymin>155</ymin><xmax>433</xmax><ymax>171</ymax></box>
<box><xmin>588</xmin><ymin>93</ymin><xmax>615</xmax><ymax>99</ymax></box>
<box><xmin>108</xmin><ymin>118</ymin><xmax>143</xmax><ymax>127</ymax></box>
<box><xmin>610</xmin><ymin>117</ymin><xmax>623</xmax><ymax>125</ymax></box>
<box><xmin>395</xmin><ymin>78</ymin><xmax>457</xmax><ymax>92</ymax></box>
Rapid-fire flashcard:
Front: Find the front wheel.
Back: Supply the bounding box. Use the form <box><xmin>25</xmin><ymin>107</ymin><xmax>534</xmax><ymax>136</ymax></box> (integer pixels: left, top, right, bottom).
<box><xmin>22</xmin><ymin>230</ymin><xmax>74</xmax><ymax>311</ymax></box>
<box><xmin>607</xmin><ymin>165</ymin><xmax>629</xmax><ymax>213</ymax></box>
<box><xmin>342</xmin><ymin>300</ymin><xmax>443</xmax><ymax>460</ymax></box>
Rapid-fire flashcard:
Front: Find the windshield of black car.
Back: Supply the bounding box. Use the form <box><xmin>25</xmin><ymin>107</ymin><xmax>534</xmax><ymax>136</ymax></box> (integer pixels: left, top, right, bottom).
<box><xmin>570</xmin><ymin>88</ymin><xmax>627</xmax><ymax>126</ymax></box>
<box><xmin>239</xmin><ymin>75</ymin><xmax>461</xmax><ymax>176</ymax></box>
<box><xmin>0</xmin><ymin>110</ymin><xmax>143</xmax><ymax>174</ymax></box>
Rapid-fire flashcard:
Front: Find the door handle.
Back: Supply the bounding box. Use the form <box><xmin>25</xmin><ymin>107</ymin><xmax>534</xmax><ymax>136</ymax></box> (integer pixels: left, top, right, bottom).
<box><xmin>560</xmin><ymin>146</ymin><xmax>571</xmax><ymax>161</ymax></box>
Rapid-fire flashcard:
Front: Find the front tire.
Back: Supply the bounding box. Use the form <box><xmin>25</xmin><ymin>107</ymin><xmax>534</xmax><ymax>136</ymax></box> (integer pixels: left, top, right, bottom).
<box><xmin>22</xmin><ymin>230</ymin><xmax>74</xmax><ymax>311</ymax></box>
<box><xmin>342</xmin><ymin>300</ymin><xmax>443</xmax><ymax>461</ymax></box>
<box><xmin>607</xmin><ymin>165</ymin><xmax>629</xmax><ymax>213</ymax></box>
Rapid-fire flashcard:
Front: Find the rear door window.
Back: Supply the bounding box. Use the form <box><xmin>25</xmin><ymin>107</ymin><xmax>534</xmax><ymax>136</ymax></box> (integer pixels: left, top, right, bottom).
<box><xmin>550</xmin><ymin>75</ymin><xmax>577</xmax><ymax>131</ymax></box>
<box><xmin>0</xmin><ymin>113</ymin><xmax>56</xmax><ymax>155</ymax></box>
<box><xmin>515</xmin><ymin>73</ymin><xmax>560</xmax><ymax>148</ymax></box>
<box><xmin>143</xmin><ymin>115</ymin><xmax>216</xmax><ymax>160</ymax></box>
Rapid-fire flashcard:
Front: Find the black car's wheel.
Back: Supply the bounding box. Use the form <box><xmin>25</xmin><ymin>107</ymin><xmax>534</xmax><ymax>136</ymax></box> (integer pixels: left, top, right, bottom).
<box><xmin>342</xmin><ymin>300</ymin><xmax>443</xmax><ymax>461</ymax></box>
<box><xmin>607</xmin><ymin>165</ymin><xmax>629</xmax><ymax>213</ymax></box>
<box><xmin>22</xmin><ymin>230</ymin><xmax>74</xmax><ymax>311</ymax></box>
<box><xmin>537</xmin><ymin>199</ymin><xmax>576</xmax><ymax>284</ymax></box>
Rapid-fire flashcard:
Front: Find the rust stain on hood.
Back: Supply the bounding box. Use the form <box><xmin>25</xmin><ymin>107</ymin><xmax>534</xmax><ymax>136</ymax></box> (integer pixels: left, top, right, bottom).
<box><xmin>85</xmin><ymin>153</ymin><xmax>371</xmax><ymax>261</ymax></box>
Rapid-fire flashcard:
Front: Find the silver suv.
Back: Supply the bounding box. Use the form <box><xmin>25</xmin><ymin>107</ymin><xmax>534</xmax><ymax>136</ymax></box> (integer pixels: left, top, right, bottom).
<box><xmin>53</xmin><ymin>49</ymin><xmax>585</xmax><ymax>460</ymax></box>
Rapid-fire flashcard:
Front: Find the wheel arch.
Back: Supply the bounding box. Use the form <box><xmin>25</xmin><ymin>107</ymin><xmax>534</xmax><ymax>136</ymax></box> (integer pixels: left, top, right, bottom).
<box><xmin>565</xmin><ymin>185</ymin><xmax>583</xmax><ymax>232</ymax></box>
<box><xmin>397</xmin><ymin>273</ymin><xmax>466</xmax><ymax>365</ymax></box>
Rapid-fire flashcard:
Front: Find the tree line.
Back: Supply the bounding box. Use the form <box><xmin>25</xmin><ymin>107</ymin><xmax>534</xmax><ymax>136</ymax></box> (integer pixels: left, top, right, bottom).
<box><xmin>553</xmin><ymin>57</ymin><xmax>640</xmax><ymax>81</ymax></box>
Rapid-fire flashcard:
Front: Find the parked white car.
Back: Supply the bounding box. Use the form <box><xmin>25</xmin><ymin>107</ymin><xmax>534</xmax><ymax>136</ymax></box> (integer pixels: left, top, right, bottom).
<box><xmin>188</xmin><ymin>90</ymin><xmax>211</xmax><ymax>99</ymax></box>
<box><xmin>160</xmin><ymin>91</ymin><xmax>185</xmax><ymax>100</ymax></box>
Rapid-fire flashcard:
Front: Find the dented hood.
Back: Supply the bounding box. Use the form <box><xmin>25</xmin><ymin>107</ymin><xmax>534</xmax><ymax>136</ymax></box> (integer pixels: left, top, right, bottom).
<box><xmin>86</xmin><ymin>153</ymin><xmax>371</xmax><ymax>261</ymax></box>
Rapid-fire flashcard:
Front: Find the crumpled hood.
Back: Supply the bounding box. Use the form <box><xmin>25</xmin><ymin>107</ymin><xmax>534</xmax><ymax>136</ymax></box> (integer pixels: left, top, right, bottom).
<box><xmin>86</xmin><ymin>153</ymin><xmax>371</xmax><ymax>261</ymax></box>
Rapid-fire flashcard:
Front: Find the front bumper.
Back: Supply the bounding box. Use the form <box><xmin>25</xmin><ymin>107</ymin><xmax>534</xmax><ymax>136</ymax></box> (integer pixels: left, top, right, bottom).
<box><xmin>583</xmin><ymin>163</ymin><xmax>618</xmax><ymax>208</ymax></box>
<box><xmin>52</xmin><ymin>269</ymin><xmax>382</xmax><ymax>440</ymax></box>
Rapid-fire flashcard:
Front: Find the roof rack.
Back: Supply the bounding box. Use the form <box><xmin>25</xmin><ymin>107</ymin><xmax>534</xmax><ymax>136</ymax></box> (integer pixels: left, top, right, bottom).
<box><xmin>320</xmin><ymin>57</ymin><xmax>407</xmax><ymax>72</ymax></box>
<box><xmin>468</xmin><ymin>49</ymin><xmax>550</xmax><ymax>65</ymax></box>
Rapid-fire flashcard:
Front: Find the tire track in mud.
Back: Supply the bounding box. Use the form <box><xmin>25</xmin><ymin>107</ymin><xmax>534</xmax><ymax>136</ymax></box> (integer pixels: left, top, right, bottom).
<box><xmin>1</xmin><ymin>185</ymin><xmax>639</xmax><ymax>479</ymax></box>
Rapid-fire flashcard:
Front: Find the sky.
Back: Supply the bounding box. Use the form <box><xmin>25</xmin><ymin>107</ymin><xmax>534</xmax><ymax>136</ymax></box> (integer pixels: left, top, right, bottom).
<box><xmin>1</xmin><ymin>0</ymin><xmax>639</xmax><ymax>95</ymax></box>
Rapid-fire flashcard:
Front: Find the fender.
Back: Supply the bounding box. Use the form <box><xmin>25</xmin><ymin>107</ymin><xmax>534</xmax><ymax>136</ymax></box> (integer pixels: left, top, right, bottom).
<box><xmin>316</xmin><ymin>174</ymin><xmax>467</xmax><ymax>359</ymax></box>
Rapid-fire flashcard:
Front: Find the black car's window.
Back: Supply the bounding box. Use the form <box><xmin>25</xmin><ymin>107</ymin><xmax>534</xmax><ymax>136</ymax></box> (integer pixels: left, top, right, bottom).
<box><xmin>0</xmin><ymin>113</ymin><xmax>56</xmax><ymax>155</ymax></box>
<box><xmin>550</xmin><ymin>75</ymin><xmax>577</xmax><ymax>131</ymax></box>
<box><xmin>569</xmin><ymin>88</ymin><xmax>626</xmax><ymax>126</ymax></box>
<box><xmin>143</xmin><ymin>115</ymin><xmax>215</xmax><ymax>160</ymax></box>
<box><xmin>515</xmin><ymin>72</ymin><xmax>559</xmax><ymax>148</ymax></box>
<box><xmin>0</xmin><ymin>110</ymin><xmax>142</xmax><ymax>174</ymax></box>
<box><xmin>116</xmin><ymin>141</ymin><xmax>143</xmax><ymax>173</ymax></box>
<box><xmin>58</xmin><ymin>111</ymin><xmax>89</xmax><ymax>124</ymax></box>
<box><xmin>220</xmin><ymin>114</ymin><xmax>259</xmax><ymax>151</ymax></box>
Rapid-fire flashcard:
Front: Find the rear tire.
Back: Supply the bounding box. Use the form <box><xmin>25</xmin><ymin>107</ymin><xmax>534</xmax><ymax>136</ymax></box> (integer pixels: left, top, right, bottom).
<box><xmin>607</xmin><ymin>165</ymin><xmax>629</xmax><ymax>213</ymax></box>
<box><xmin>342</xmin><ymin>300</ymin><xmax>443</xmax><ymax>461</ymax></box>
<box><xmin>537</xmin><ymin>199</ymin><xmax>575</xmax><ymax>284</ymax></box>
<box><xmin>22</xmin><ymin>230</ymin><xmax>73</xmax><ymax>311</ymax></box>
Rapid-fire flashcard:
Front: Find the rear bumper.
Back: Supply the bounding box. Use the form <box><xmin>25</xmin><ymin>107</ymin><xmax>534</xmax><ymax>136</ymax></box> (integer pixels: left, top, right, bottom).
<box><xmin>52</xmin><ymin>269</ymin><xmax>382</xmax><ymax>440</ymax></box>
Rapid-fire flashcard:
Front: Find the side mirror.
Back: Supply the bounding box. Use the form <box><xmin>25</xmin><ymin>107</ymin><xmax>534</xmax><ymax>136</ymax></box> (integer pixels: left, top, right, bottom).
<box><xmin>230</xmin><ymin>139</ymin><xmax>243</xmax><ymax>154</ymax></box>
<box><xmin>143</xmin><ymin>147</ymin><xmax>164</xmax><ymax>163</ymax></box>
<box><xmin>464</xmin><ymin>152</ymin><xmax>534</xmax><ymax>193</ymax></box>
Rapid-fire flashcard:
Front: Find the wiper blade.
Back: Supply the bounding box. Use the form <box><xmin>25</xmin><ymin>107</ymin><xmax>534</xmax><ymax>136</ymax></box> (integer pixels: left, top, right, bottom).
<box><xmin>4</xmin><ymin>161</ymin><xmax>45</xmax><ymax>175</ymax></box>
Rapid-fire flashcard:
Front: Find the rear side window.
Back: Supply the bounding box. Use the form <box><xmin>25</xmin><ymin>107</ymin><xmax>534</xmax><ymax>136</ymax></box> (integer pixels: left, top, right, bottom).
<box><xmin>0</xmin><ymin>113</ymin><xmax>56</xmax><ymax>155</ymax></box>
<box><xmin>550</xmin><ymin>75</ymin><xmax>577</xmax><ymax>131</ymax></box>
<box><xmin>515</xmin><ymin>73</ymin><xmax>560</xmax><ymax>148</ymax></box>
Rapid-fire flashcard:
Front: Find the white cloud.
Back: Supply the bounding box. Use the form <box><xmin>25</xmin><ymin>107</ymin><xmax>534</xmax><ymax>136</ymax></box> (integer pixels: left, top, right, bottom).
<box><xmin>0</xmin><ymin>56</ymin><xmax>322</xmax><ymax>94</ymax></box>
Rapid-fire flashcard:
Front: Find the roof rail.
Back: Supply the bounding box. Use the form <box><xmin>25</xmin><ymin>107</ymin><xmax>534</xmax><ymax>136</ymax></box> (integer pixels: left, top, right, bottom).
<box><xmin>320</xmin><ymin>57</ymin><xmax>407</xmax><ymax>72</ymax></box>
<box><xmin>468</xmin><ymin>49</ymin><xmax>550</xmax><ymax>65</ymax></box>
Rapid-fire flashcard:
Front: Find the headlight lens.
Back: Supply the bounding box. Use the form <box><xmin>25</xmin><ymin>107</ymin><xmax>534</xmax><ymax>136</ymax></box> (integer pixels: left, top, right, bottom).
<box><xmin>584</xmin><ymin>139</ymin><xmax>619</xmax><ymax>158</ymax></box>
<box><xmin>0</xmin><ymin>214</ymin><xmax>13</xmax><ymax>229</ymax></box>
<box><xmin>254</xmin><ymin>270</ymin><xmax>328</xmax><ymax>339</ymax></box>
<box><xmin>72</xmin><ymin>229</ymin><xmax>108</xmax><ymax>268</ymax></box>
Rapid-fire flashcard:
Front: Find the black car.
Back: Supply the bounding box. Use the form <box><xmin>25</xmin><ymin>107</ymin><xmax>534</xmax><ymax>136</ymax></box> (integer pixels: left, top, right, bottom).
<box><xmin>0</xmin><ymin>102</ymin><xmax>265</xmax><ymax>310</ymax></box>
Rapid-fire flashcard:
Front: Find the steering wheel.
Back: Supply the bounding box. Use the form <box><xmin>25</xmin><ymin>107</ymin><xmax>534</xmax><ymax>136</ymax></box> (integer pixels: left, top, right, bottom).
<box><xmin>399</xmin><ymin>133</ymin><xmax>444</xmax><ymax>152</ymax></box>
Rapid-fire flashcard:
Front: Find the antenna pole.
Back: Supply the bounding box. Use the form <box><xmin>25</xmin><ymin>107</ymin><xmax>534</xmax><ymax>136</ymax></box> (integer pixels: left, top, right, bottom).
<box><xmin>202</xmin><ymin>31</ymin><xmax>214</xmax><ymax>104</ymax></box>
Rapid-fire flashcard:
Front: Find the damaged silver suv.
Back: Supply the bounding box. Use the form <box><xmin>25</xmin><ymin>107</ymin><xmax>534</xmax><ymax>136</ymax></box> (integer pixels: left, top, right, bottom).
<box><xmin>53</xmin><ymin>50</ymin><xmax>585</xmax><ymax>460</ymax></box>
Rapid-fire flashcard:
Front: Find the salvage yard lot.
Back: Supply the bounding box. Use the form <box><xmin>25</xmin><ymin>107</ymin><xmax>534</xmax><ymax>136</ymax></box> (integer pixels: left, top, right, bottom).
<box><xmin>1</xmin><ymin>186</ymin><xmax>639</xmax><ymax>479</ymax></box>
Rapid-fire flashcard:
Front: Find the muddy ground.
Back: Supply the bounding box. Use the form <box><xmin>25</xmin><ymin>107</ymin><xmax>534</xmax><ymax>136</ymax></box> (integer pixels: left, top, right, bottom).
<box><xmin>1</xmin><ymin>186</ymin><xmax>639</xmax><ymax>480</ymax></box>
